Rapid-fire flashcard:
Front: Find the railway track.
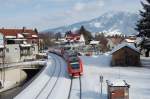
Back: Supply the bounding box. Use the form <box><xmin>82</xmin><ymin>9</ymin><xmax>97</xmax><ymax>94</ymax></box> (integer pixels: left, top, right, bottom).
<box><xmin>68</xmin><ymin>76</ymin><xmax>82</xmax><ymax>99</ymax></box>
<box><xmin>45</xmin><ymin>55</ymin><xmax>62</xmax><ymax>99</ymax></box>
<box><xmin>35</xmin><ymin>53</ymin><xmax>62</xmax><ymax>99</ymax></box>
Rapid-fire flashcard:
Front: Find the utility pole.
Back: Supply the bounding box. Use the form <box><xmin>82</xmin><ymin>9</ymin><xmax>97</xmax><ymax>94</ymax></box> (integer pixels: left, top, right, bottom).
<box><xmin>3</xmin><ymin>36</ymin><xmax>6</xmax><ymax>88</ymax></box>
<box><xmin>100</xmin><ymin>75</ymin><xmax>103</xmax><ymax>98</ymax></box>
<box><xmin>2</xmin><ymin>48</ymin><xmax>5</xmax><ymax>88</ymax></box>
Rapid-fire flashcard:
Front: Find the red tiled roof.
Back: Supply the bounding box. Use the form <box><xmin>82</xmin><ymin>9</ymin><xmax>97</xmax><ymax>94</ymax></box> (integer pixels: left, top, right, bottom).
<box><xmin>66</xmin><ymin>33</ymin><xmax>80</xmax><ymax>38</ymax></box>
<box><xmin>0</xmin><ymin>29</ymin><xmax>38</xmax><ymax>39</ymax></box>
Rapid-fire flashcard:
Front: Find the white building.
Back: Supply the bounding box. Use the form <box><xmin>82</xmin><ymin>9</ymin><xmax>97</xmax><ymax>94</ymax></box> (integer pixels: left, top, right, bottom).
<box><xmin>65</xmin><ymin>32</ymin><xmax>85</xmax><ymax>46</ymax></box>
<box><xmin>0</xmin><ymin>28</ymin><xmax>39</xmax><ymax>63</ymax></box>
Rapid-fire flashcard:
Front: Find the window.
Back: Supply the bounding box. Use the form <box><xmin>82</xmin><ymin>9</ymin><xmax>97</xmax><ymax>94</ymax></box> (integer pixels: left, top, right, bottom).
<box><xmin>7</xmin><ymin>40</ymin><xmax>15</xmax><ymax>44</ymax></box>
<box><xmin>20</xmin><ymin>47</ymin><xmax>32</xmax><ymax>56</ymax></box>
<box><xmin>71</xmin><ymin>63</ymin><xmax>80</xmax><ymax>69</ymax></box>
<box><xmin>32</xmin><ymin>46</ymin><xmax>35</xmax><ymax>51</ymax></box>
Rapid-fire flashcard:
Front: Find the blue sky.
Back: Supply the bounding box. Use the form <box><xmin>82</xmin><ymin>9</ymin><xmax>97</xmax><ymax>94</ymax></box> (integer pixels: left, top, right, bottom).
<box><xmin>0</xmin><ymin>0</ymin><xmax>143</xmax><ymax>31</ymax></box>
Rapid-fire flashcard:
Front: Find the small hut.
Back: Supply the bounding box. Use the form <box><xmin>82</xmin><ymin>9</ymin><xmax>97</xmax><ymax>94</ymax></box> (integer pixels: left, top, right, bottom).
<box><xmin>111</xmin><ymin>43</ymin><xmax>140</xmax><ymax>66</ymax></box>
<box><xmin>106</xmin><ymin>80</ymin><xmax>130</xmax><ymax>99</ymax></box>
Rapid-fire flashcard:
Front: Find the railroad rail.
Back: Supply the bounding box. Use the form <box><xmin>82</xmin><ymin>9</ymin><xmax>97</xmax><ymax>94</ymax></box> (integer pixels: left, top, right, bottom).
<box><xmin>46</xmin><ymin>55</ymin><xmax>62</xmax><ymax>99</ymax></box>
<box><xmin>35</xmin><ymin>54</ymin><xmax>62</xmax><ymax>99</ymax></box>
<box><xmin>68</xmin><ymin>76</ymin><xmax>82</xmax><ymax>99</ymax></box>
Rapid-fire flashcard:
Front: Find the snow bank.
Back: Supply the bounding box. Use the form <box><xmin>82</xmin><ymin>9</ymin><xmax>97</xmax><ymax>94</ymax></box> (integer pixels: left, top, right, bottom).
<box><xmin>80</xmin><ymin>54</ymin><xmax>150</xmax><ymax>99</ymax></box>
<box><xmin>80</xmin><ymin>54</ymin><xmax>112</xmax><ymax>67</ymax></box>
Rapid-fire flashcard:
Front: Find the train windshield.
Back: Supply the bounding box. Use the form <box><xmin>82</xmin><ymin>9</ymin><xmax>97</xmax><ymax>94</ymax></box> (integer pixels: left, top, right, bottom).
<box><xmin>71</xmin><ymin>62</ymin><xmax>80</xmax><ymax>69</ymax></box>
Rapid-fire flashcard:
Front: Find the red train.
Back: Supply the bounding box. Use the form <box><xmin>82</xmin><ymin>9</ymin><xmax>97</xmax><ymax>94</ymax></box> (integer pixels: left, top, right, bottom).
<box><xmin>67</xmin><ymin>56</ymin><xmax>83</xmax><ymax>77</ymax></box>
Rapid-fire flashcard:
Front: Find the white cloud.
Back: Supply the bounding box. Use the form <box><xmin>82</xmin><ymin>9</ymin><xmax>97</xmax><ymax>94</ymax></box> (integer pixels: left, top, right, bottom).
<box><xmin>73</xmin><ymin>0</ymin><xmax>104</xmax><ymax>13</ymax></box>
<box><xmin>97</xmin><ymin>0</ymin><xmax>104</xmax><ymax>7</ymax></box>
<box><xmin>0</xmin><ymin>0</ymin><xmax>142</xmax><ymax>31</ymax></box>
<box><xmin>65</xmin><ymin>0</ymin><xmax>105</xmax><ymax>24</ymax></box>
<box><xmin>74</xmin><ymin>2</ymin><xmax>85</xmax><ymax>11</ymax></box>
<box><xmin>0</xmin><ymin>0</ymin><xmax>32</xmax><ymax>8</ymax></box>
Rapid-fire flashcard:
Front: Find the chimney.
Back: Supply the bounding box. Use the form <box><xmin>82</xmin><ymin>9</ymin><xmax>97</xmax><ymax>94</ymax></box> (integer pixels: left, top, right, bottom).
<box><xmin>22</xmin><ymin>26</ymin><xmax>26</xmax><ymax>32</ymax></box>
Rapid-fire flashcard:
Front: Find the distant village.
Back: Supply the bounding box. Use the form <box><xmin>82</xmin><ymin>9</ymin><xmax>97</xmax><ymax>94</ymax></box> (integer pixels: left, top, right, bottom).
<box><xmin>40</xmin><ymin>25</ymin><xmax>149</xmax><ymax>67</ymax></box>
<box><xmin>0</xmin><ymin>24</ymin><xmax>148</xmax><ymax>71</ymax></box>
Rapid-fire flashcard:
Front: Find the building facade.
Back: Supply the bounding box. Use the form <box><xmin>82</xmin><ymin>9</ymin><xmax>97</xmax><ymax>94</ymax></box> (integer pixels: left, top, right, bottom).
<box><xmin>0</xmin><ymin>28</ymin><xmax>39</xmax><ymax>63</ymax></box>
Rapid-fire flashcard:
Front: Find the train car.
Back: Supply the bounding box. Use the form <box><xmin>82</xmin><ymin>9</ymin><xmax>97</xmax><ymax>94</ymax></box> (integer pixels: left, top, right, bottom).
<box><xmin>67</xmin><ymin>56</ymin><xmax>83</xmax><ymax>77</ymax></box>
<box><xmin>48</xmin><ymin>48</ymin><xmax>62</xmax><ymax>56</ymax></box>
<box><xmin>62</xmin><ymin>50</ymin><xmax>77</xmax><ymax>61</ymax></box>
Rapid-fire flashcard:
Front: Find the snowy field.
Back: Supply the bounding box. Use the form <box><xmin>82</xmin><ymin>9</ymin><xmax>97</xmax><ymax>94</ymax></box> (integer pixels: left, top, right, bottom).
<box><xmin>80</xmin><ymin>54</ymin><xmax>150</xmax><ymax>99</ymax></box>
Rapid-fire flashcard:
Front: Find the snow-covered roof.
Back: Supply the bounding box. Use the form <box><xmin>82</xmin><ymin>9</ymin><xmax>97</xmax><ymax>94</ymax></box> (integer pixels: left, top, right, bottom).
<box><xmin>0</xmin><ymin>45</ymin><xmax>4</xmax><ymax>48</ymax></box>
<box><xmin>5</xmin><ymin>36</ymin><xmax>16</xmax><ymax>39</ymax></box>
<box><xmin>32</xmin><ymin>35</ymin><xmax>38</xmax><ymax>38</ymax></box>
<box><xmin>17</xmin><ymin>33</ymin><xmax>24</xmax><ymax>38</ymax></box>
<box><xmin>23</xmin><ymin>41</ymin><xmax>27</xmax><ymax>44</ymax></box>
<box><xmin>125</xmin><ymin>39</ymin><xmax>135</xmax><ymax>43</ymax></box>
<box><xmin>107</xmin><ymin>79</ymin><xmax>129</xmax><ymax>87</ymax></box>
<box><xmin>90</xmin><ymin>41</ymin><xmax>99</xmax><ymax>45</ymax></box>
<box><xmin>110</xmin><ymin>43</ymin><xmax>140</xmax><ymax>54</ymax></box>
<box><xmin>55</xmin><ymin>41</ymin><xmax>61</xmax><ymax>44</ymax></box>
<box><xmin>20</xmin><ymin>44</ymin><xmax>32</xmax><ymax>47</ymax></box>
<box><xmin>22</xmin><ymin>32</ymin><xmax>30</xmax><ymax>34</ymax></box>
<box><xmin>101</xmin><ymin>29</ymin><xmax>122</xmax><ymax>36</ymax></box>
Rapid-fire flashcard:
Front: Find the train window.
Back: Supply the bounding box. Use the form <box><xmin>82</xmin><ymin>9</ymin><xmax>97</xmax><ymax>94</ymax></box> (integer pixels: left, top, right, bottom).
<box><xmin>71</xmin><ymin>62</ymin><xmax>79</xmax><ymax>69</ymax></box>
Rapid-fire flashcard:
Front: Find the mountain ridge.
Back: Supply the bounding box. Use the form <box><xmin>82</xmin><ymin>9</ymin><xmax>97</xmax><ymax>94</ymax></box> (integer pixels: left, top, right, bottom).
<box><xmin>43</xmin><ymin>11</ymin><xmax>139</xmax><ymax>35</ymax></box>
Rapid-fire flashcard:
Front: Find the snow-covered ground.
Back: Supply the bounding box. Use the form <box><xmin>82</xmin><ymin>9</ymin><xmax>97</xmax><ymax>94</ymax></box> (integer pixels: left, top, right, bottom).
<box><xmin>80</xmin><ymin>54</ymin><xmax>150</xmax><ymax>99</ymax></box>
<box><xmin>14</xmin><ymin>53</ymin><xmax>71</xmax><ymax>99</ymax></box>
<box><xmin>0</xmin><ymin>60</ymin><xmax>46</xmax><ymax>68</ymax></box>
<box><xmin>14</xmin><ymin>53</ymin><xmax>150</xmax><ymax>99</ymax></box>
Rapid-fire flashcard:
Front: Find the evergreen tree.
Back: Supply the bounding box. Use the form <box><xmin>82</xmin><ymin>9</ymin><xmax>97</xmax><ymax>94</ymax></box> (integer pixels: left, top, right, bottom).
<box><xmin>55</xmin><ymin>32</ymin><xmax>61</xmax><ymax>41</ymax></box>
<box><xmin>136</xmin><ymin>0</ymin><xmax>150</xmax><ymax>57</ymax></box>
<box><xmin>34</xmin><ymin>28</ymin><xmax>38</xmax><ymax>34</ymax></box>
<box><xmin>78</xmin><ymin>26</ymin><xmax>93</xmax><ymax>44</ymax></box>
<box><xmin>136</xmin><ymin>0</ymin><xmax>150</xmax><ymax>37</ymax></box>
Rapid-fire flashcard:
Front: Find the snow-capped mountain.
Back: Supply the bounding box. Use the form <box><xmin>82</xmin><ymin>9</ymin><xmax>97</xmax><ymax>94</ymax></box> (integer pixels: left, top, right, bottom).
<box><xmin>44</xmin><ymin>11</ymin><xmax>139</xmax><ymax>35</ymax></box>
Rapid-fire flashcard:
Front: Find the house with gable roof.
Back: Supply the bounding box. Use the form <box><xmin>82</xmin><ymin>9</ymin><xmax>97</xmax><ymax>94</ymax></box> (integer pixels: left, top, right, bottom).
<box><xmin>111</xmin><ymin>43</ymin><xmax>141</xmax><ymax>66</ymax></box>
<box><xmin>65</xmin><ymin>31</ymin><xmax>85</xmax><ymax>46</ymax></box>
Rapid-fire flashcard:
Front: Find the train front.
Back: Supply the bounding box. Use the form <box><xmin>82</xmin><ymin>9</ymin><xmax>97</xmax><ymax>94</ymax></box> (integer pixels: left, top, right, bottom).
<box><xmin>68</xmin><ymin>56</ymin><xmax>83</xmax><ymax>77</ymax></box>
